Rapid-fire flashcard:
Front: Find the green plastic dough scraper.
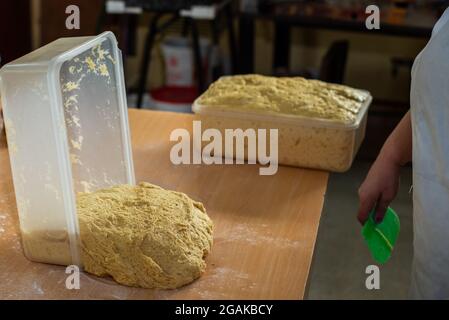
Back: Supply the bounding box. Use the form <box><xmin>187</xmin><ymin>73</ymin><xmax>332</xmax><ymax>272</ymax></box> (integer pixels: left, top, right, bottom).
<box><xmin>362</xmin><ymin>207</ymin><xmax>400</xmax><ymax>264</ymax></box>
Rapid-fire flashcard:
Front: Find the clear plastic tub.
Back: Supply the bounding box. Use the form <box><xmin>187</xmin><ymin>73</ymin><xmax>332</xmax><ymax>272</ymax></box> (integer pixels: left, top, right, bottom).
<box><xmin>0</xmin><ymin>32</ymin><xmax>135</xmax><ymax>266</ymax></box>
<box><xmin>192</xmin><ymin>91</ymin><xmax>372</xmax><ymax>172</ymax></box>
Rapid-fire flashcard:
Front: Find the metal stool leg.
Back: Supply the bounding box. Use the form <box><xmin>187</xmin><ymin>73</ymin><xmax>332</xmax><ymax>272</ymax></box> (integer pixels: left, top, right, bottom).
<box><xmin>181</xmin><ymin>18</ymin><xmax>190</xmax><ymax>37</ymax></box>
<box><xmin>225</xmin><ymin>2</ymin><xmax>237</xmax><ymax>74</ymax></box>
<box><xmin>273</xmin><ymin>21</ymin><xmax>291</xmax><ymax>74</ymax></box>
<box><xmin>136</xmin><ymin>14</ymin><xmax>161</xmax><ymax>109</ymax></box>
<box><xmin>210</xmin><ymin>17</ymin><xmax>222</xmax><ymax>81</ymax></box>
<box><xmin>238</xmin><ymin>14</ymin><xmax>254</xmax><ymax>74</ymax></box>
<box><xmin>95</xmin><ymin>0</ymin><xmax>107</xmax><ymax>34</ymax></box>
<box><xmin>190</xmin><ymin>18</ymin><xmax>205</xmax><ymax>93</ymax></box>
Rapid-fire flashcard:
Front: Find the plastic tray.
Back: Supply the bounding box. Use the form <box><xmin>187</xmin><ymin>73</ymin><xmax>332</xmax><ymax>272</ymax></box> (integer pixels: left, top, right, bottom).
<box><xmin>0</xmin><ymin>32</ymin><xmax>135</xmax><ymax>266</ymax></box>
<box><xmin>192</xmin><ymin>84</ymin><xmax>372</xmax><ymax>172</ymax></box>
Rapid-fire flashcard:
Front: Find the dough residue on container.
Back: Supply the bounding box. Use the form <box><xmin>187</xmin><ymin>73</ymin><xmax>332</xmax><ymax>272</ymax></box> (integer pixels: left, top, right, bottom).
<box><xmin>77</xmin><ymin>182</ymin><xmax>213</xmax><ymax>289</ymax></box>
<box><xmin>60</xmin><ymin>41</ymin><xmax>116</xmax><ymax>158</ymax></box>
<box><xmin>197</xmin><ymin>74</ymin><xmax>369</xmax><ymax>124</ymax></box>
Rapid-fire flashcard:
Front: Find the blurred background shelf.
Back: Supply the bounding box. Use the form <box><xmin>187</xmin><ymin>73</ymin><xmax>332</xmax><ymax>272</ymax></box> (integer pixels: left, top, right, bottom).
<box><xmin>1</xmin><ymin>0</ymin><xmax>446</xmax><ymax>158</ymax></box>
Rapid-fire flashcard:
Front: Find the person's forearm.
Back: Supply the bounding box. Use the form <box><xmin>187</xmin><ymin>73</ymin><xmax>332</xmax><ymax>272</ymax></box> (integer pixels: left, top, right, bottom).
<box><xmin>378</xmin><ymin>111</ymin><xmax>412</xmax><ymax>166</ymax></box>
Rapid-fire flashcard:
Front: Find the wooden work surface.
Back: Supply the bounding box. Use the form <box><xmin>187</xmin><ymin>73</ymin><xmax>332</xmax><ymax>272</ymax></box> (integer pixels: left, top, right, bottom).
<box><xmin>0</xmin><ymin>109</ymin><xmax>328</xmax><ymax>300</ymax></box>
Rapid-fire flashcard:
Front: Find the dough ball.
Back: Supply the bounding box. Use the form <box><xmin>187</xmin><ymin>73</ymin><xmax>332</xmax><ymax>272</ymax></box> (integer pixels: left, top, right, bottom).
<box><xmin>77</xmin><ymin>182</ymin><xmax>213</xmax><ymax>289</ymax></box>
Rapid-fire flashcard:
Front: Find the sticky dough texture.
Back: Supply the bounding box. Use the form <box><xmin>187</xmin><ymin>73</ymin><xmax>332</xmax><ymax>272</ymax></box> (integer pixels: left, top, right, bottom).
<box><xmin>77</xmin><ymin>182</ymin><xmax>213</xmax><ymax>289</ymax></box>
<box><xmin>197</xmin><ymin>74</ymin><xmax>369</xmax><ymax>124</ymax></box>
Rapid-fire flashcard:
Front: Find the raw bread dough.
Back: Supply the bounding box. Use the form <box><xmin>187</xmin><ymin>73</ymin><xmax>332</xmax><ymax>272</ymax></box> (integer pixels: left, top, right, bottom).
<box><xmin>197</xmin><ymin>74</ymin><xmax>369</xmax><ymax>124</ymax></box>
<box><xmin>77</xmin><ymin>182</ymin><xmax>213</xmax><ymax>289</ymax></box>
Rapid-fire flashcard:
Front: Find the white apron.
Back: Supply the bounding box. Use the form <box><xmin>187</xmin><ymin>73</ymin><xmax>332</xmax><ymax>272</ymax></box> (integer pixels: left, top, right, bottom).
<box><xmin>409</xmin><ymin>7</ymin><xmax>449</xmax><ymax>299</ymax></box>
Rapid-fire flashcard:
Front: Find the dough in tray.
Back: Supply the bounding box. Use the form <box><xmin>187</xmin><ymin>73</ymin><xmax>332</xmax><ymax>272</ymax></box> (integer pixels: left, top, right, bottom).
<box><xmin>197</xmin><ymin>74</ymin><xmax>369</xmax><ymax>124</ymax></box>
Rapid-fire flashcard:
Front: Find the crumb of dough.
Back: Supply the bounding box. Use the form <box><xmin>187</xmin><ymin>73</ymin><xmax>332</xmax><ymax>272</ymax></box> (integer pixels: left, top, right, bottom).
<box><xmin>70</xmin><ymin>153</ymin><xmax>82</xmax><ymax>165</ymax></box>
<box><xmin>84</xmin><ymin>56</ymin><xmax>97</xmax><ymax>73</ymax></box>
<box><xmin>197</xmin><ymin>74</ymin><xmax>369</xmax><ymax>124</ymax></box>
<box><xmin>20</xmin><ymin>182</ymin><xmax>213</xmax><ymax>289</ymax></box>
<box><xmin>98</xmin><ymin>63</ymin><xmax>109</xmax><ymax>77</ymax></box>
<box><xmin>70</xmin><ymin>136</ymin><xmax>83</xmax><ymax>150</ymax></box>
<box><xmin>62</xmin><ymin>81</ymin><xmax>80</xmax><ymax>92</ymax></box>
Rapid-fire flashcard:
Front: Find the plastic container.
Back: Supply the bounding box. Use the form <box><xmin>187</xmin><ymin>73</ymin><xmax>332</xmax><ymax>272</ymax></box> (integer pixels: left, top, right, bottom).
<box><xmin>0</xmin><ymin>32</ymin><xmax>135</xmax><ymax>266</ymax></box>
<box><xmin>192</xmin><ymin>87</ymin><xmax>372</xmax><ymax>172</ymax></box>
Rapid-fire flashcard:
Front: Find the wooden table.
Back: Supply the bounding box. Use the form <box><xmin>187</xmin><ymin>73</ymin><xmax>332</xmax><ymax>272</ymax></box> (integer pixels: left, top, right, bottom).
<box><xmin>0</xmin><ymin>109</ymin><xmax>328</xmax><ymax>299</ymax></box>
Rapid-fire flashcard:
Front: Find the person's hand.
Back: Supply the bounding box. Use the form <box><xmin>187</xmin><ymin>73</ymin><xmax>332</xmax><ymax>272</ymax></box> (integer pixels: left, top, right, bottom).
<box><xmin>357</xmin><ymin>153</ymin><xmax>401</xmax><ymax>225</ymax></box>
